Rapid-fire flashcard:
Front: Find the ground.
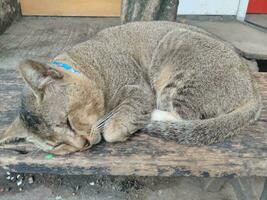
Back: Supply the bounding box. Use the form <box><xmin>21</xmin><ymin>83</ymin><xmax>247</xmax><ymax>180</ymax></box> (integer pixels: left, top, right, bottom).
<box><xmin>0</xmin><ymin>17</ymin><xmax>266</xmax><ymax>200</ymax></box>
<box><xmin>178</xmin><ymin>16</ymin><xmax>267</xmax><ymax>60</ymax></box>
<box><xmin>0</xmin><ymin>17</ymin><xmax>120</xmax><ymax>70</ymax></box>
<box><xmin>2</xmin><ymin>171</ymin><xmax>264</xmax><ymax>200</ymax></box>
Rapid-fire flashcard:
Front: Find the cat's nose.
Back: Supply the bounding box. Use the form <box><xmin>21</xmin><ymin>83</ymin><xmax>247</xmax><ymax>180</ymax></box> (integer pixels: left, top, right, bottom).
<box><xmin>82</xmin><ymin>135</ymin><xmax>94</xmax><ymax>143</ymax></box>
<box><xmin>82</xmin><ymin>134</ymin><xmax>101</xmax><ymax>146</ymax></box>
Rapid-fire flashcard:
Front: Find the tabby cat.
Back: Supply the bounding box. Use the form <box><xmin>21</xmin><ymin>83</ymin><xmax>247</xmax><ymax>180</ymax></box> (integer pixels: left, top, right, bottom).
<box><xmin>0</xmin><ymin>21</ymin><xmax>262</xmax><ymax>155</ymax></box>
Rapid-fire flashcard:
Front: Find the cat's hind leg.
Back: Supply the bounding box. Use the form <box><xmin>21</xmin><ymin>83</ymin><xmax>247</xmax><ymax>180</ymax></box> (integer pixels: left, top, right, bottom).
<box><xmin>153</xmin><ymin>68</ymin><xmax>202</xmax><ymax>120</ymax></box>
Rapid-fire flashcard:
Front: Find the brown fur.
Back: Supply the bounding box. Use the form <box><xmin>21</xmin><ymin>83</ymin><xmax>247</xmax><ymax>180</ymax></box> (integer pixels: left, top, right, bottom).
<box><xmin>0</xmin><ymin>21</ymin><xmax>262</xmax><ymax>155</ymax></box>
<box><xmin>154</xmin><ymin>65</ymin><xmax>173</xmax><ymax>92</ymax></box>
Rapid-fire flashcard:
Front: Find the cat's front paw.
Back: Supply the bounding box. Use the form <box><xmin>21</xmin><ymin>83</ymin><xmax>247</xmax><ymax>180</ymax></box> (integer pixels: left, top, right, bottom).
<box><xmin>103</xmin><ymin>120</ymin><xmax>129</xmax><ymax>143</ymax></box>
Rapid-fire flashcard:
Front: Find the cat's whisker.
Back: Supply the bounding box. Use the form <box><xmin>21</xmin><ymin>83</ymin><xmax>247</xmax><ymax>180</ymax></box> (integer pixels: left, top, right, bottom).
<box><xmin>96</xmin><ymin>112</ymin><xmax>113</xmax><ymax>125</ymax></box>
<box><xmin>99</xmin><ymin>109</ymin><xmax>123</xmax><ymax>130</ymax></box>
<box><xmin>96</xmin><ymin>122</ymin><xmax>107</xmax><ymax>129</ymax></box>
<box><xmin>95</xmin><ymin>108</ymin><xmax>121</xmax><ymax>128</ymax></box>
<box><xmin>96</xmin><ymin>110</ymin><xmax>120</xmax><ymax>128</ymax></box>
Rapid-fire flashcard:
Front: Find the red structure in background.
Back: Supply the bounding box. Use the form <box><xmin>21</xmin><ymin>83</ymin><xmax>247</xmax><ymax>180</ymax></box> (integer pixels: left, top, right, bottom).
<box><xmin>247</xmin><ymin>0</ymin><xmax>267</xmax><ymax>13</ymax></box>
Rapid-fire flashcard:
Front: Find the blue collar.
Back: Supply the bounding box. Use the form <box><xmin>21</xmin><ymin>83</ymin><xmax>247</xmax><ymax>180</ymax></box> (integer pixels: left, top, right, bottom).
<box><xmin>51</xmin><ymin>61</ymin><xmax>80</xmax><ymax>74</ymax></box>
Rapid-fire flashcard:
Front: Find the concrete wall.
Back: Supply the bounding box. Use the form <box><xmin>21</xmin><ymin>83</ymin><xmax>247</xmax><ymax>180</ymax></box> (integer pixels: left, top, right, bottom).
<box><xmin>178</xmin><ymin>0</ymin><xmax>249</xmax><ymax>20</ymax></box>
<box><xmin>0</xmin><ymin>0</ymin><xmax>20</xmax><ymax>34</ymax></box>
<box><xmin>178</xmin><ymin>0</ymin><xmax>240</xmax><ymax>15</ymax></box>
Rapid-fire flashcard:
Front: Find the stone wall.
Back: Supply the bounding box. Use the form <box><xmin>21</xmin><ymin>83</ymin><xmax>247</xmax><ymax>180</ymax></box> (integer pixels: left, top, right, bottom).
<box><xmin>0</xmin><ymin>0</ymin><xmax>20</xmax><ymax>34</ymax></box>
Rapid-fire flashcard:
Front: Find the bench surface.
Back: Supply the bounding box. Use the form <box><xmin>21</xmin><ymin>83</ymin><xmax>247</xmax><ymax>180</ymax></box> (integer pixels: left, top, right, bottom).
<box><xmin>0</xmin><ymin>69</ymin><xmax>266</xmax><ymax>177</ymax></box>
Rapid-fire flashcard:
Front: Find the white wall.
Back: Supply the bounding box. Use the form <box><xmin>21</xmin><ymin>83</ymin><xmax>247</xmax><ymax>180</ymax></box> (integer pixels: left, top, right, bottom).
<box><xmin>178</xmin><ymin>0</ymin><xmax>240</xmax><ymax>15</ymax></box>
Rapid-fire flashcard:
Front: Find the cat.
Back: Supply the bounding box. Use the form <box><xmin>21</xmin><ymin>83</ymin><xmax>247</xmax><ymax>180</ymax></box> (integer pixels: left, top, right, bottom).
<box><xmin>0</xmin><ymin>21</ymin><xmax>262</xmax><ymax>155</ymax></box>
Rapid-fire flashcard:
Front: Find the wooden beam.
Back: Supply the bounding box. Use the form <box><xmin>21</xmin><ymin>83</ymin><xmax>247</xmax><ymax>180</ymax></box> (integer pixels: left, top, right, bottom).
<box><xmin>20</xmin><ymin>0</ymin><xmax>121</xmax><ymax>17</ymax></box>
<box><xmin>0</xmin><ymin>70</ymin><xmax>266</xmax><ymax>177</ymax></box>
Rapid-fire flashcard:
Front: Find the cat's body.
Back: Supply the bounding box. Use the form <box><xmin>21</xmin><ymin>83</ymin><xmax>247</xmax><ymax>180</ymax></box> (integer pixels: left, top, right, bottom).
<box><xmin>1</xmin><ymin>21</ymin><xmax>262</xmax><ymax>155</ymax></box>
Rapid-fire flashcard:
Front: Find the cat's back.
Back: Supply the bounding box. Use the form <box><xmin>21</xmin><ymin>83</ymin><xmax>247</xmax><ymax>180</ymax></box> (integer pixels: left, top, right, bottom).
<box><xmin>87</xmin><ymin>21</ymin><xmax>212</xmax><ymax>68</ymax></box>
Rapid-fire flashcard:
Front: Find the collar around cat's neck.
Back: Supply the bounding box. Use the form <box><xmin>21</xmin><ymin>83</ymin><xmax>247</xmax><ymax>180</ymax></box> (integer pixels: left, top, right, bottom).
<box><xmin>51</xmin><ymin>61</ymin><xmax>80</xmax><ymax>74</ymax></box>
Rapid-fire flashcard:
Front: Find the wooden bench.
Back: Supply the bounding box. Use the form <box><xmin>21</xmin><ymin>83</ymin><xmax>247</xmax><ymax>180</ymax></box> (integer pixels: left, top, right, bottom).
<box><xmin>0</xmin><ymin>69</ymin><xmax>266</xmax><ymax>178</ymax></box>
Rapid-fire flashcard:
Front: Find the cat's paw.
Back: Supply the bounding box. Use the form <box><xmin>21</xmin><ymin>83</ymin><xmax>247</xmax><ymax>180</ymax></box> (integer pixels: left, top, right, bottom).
<box><xmin>103</xmin><ymin>120</ymin><xmax>129</xmax><ymax>143</ymax></box>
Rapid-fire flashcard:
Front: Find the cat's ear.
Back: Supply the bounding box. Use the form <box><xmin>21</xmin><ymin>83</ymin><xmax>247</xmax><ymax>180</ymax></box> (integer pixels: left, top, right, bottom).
<box><xmin>0</xmin><ymin>117</ymin><xmax>30</xmax><ymax>144</ymax></box>
<box><xmin>19</xmin><ymin>59</ymin><xmax>63</xmax><ymax>103</ymax></box>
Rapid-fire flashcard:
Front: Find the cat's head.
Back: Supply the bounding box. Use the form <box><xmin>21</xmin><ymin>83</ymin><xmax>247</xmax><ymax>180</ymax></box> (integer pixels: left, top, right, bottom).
<box><xmin>0</xmin><ymin>59</ymin><xmax>104</xmax><ymax>155</ymax></box>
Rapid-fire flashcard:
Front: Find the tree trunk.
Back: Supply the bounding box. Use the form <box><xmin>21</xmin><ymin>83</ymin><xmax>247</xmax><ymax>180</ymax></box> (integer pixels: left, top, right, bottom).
<box><xmin>121</xmin><ymin>0</ymin><xmax>179</xmax><ymax>24</ymax></box>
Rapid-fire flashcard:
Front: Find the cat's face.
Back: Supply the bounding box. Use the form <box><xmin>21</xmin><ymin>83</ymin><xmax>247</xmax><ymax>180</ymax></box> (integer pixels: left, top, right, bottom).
<box><xmin>0</xmin><ymin>59</ymin><xmax>104</xmax><ymax>155</ymax></box>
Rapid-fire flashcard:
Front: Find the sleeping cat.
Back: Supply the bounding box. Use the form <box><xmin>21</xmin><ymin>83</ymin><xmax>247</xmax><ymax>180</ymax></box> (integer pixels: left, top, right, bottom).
<box><xmin>0</xmin><ymin>21</ymin><xmax>262</xmax><ymax>155</ymax></box>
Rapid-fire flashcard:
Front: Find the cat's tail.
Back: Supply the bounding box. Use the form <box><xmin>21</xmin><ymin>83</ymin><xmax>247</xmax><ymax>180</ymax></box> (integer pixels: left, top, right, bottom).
<box><xmin>143</xmin><ymin>91</ymin><xmax>262</xmax><ymax>145</ymax></box>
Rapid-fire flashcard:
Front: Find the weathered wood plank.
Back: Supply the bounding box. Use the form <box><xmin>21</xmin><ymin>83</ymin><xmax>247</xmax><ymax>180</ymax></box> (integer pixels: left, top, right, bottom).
<box><xmin>0</xmin><ymin>69</ymin><xmax>266</xmax><ymax>177</ymax></box>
